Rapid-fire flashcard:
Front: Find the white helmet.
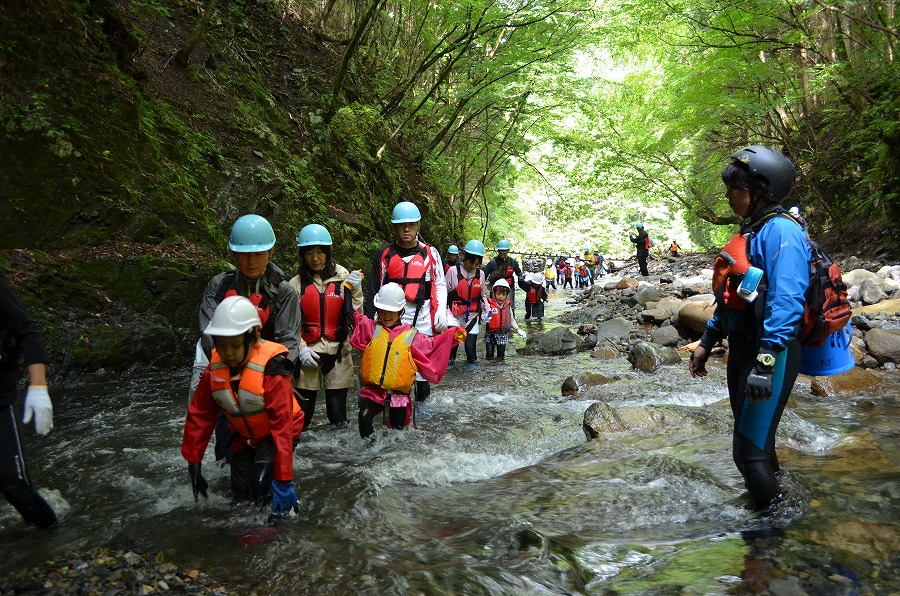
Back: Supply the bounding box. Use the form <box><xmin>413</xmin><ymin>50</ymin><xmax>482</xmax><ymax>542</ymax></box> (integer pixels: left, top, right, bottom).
<box><xmin>789</xmin><ymin>206</ymin><xmax>800</xmax><ymax>216</ymax></box>
<box><xmin>492</xmin><ymin>278</ymin><xmax>510</xmax><ymax>291</ymax></box>
<box><xmin>204</xmin><ymin>296</ymin><xmax>261</xmax><ymax>337</ymax></box>
<box><xmin>546</xmin><ymin>259</ymin><xmax>552</xmax><ymax>266</ymax></box>
<box><xmin>374</xmin><ymin>282</ymin><xmax>407</xmax><ymax>312</ymax></box>
<box><xmin>532</xmin><ymin>272</ymin><xmax>544</xmax><ymax>284</ymax></box>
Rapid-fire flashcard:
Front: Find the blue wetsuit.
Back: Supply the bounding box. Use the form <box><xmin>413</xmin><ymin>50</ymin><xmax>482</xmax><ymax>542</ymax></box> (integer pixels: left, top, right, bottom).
<box><xmin>702</xmin><ymin>209</ymin><xmax>810</xmax><ymax>510</ymax></box>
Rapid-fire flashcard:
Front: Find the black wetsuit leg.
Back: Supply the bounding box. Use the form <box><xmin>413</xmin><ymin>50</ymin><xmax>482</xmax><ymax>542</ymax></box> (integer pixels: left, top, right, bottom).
<box><xmin>415</xmin><ymin>380</ymin><xmax>430</xmax><ymax>403</ymax></box>
<box><xmin>637</xmin><ymin>253</ymin><xmax>649</xmax><ymax>276</ymax></box>
<box><xmin>464</xmin><ymin>328</ymin><xmax>478</xmax><ymax>363</ymax></box>
<box><xmin>727</xmin><ymin>335</ymin><xmax>800</xmax><ymax>510</ymax></box>
<box><xmin>0</xmin><ymin>404</ymin><xmax>57</xmax><ymax>529</ymax></box>
<box><xmin>297</xmin><ymin>389</ymin><xmax>318</xmax><ymax>430</ymax></box>
<box><xmin>324</xmin><ymin>388</ymin><xmax>348</xmax><ymax>426</ymax></box>
<box><xmin>496</xmin><ymin>345</ymin><xmax>507</xmax><ymax>359</ymax></box>
<box><xmin>358</xmin><ymin>397</ymin><xmax>385</xmax><ymax>438</ymax></box>
<box><xmin>388</xmin><ymin>404</ymin><xmax>407</xmax><ymax>430</ymax></box>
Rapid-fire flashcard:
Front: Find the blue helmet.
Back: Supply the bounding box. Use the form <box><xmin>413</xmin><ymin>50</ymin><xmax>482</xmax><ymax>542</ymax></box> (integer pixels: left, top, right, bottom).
<box><xmin>296</xmin><ymin>224</ymin><xmax>332</xmax><ymax>248</ymax></box>
<box><xmin>447</xmin><ymin>244</ymin><xmax>459</xmax><ymax>255</ymax></box>
<box><xmin>229</xmin><ymin>214</ymin><xmax>276</xmax><ymax>252</ymax></box>
<box><xmin>635</xmin><ymin>223</ymin><xmax>644</xmax><ymax>230</ymax></box>
<box><xmin>391</xmin><ymin>201</ymin><xmax>421</xmax><ymax>224</ymax></box>
<box><xmin>497</xmin><ymin>239</ymin><xmax>511</xmax><ymax>250</ymax></box>
<box><xmin>464</xmin><ymin>239</ymin><xmax>485</xmax><ymax>257</ymax></box>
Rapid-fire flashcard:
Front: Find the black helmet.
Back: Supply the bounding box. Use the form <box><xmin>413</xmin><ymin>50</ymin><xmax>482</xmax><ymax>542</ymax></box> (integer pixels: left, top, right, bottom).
<box><xmin>730</xmin><ymin>145</ymin><xmax>796</xmax><ymax>203</ymax></box>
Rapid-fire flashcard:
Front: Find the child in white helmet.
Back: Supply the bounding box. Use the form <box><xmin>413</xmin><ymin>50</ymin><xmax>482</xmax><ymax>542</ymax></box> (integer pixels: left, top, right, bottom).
<box><xmin>183</xmin><ymin>296</ymin><xmax>304</xmax><ymax>518</ymax></box>
<box><xmin>484</xmin><ymin>279</ymin><xmax>527</xmax><ymax>359</ymax></box>
<box><xmin>350</xmin><ymin>283</ymin><xmax>465</xmax><ymax>439</ymax></box>
<box><xmin>519</xmin><ymin>272</ymin><xmax>548</xmax><ymax>322</ymax></box>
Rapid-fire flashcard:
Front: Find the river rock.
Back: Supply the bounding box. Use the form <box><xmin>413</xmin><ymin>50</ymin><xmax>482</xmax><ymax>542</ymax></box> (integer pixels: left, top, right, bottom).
<box><xmin>562</xmin><ymin>372</ymin><xmax>615</xmax><ymax>396</ymax></box>
<box><xmin>810</xmin><ymin>367</ymin><xmax>879</xmax><ymax>396</ymax></box>
<box><xmin>858</xmin><ymin>278</ymin><xmax>889</xmax><ymax>305</ymax></box>
<box><xmin>616</xmin><ymin>277</ymin><xmax>640</xmax><ymax>290</ymax></box>
<box><xmin>582</xmin><ymin>402</ymin><xmax>727</xmax><ymax>440</ymax></box>
<box><xmin>595</xmin><ymin>317</ymin><xmax>632</xmax><ymax>342</ymax></box>
<box><xmin>629</xmin><ymin>341</ymin><xmax>681</xmax><ymax>373</ymax></box>
<box><xmin>674</xmin><ymin>296</ymin><xmax>716</xmax><ymax>336</ymax></box>
<box><xmin>806</xmin><ymin>521</ymin><xmax>900</xmax><ymax>561</ymax></box>
<box><xmin>524</xmin><ymin>326</ymin><xmax>578</xmax><ymax>355</ymax></box>
<box><xmin>631</xmin><ymin>285</ymin><xmax>662</xmax><ymax>306</ymax></box>
<box><xmin>852</xmin><ymin>298</ymin><xmax>900</xmax><ymax>316</ymax></box>
<box><xmin>864</xmin><ymin>328</ymin><xmax>900</xmax><ymax>364</ymax></box>
<box><xmin>590</xmin><ymin>345</ymin><xmax>621</xmax><ymax>359</ymax></box>
<box><xmin>842</xmin><ymin>268</ymin><xmax>877</xmax><ymax>287</ymax></box>
<box><xmin>650</xmin><ymin>325</ymin><xmax>681</xmax><ymax>347</ymax></box>
<box><xmin>638</xmin><ymin>308</ymin><xmax>671</xmax><ymax>325</ymax></box>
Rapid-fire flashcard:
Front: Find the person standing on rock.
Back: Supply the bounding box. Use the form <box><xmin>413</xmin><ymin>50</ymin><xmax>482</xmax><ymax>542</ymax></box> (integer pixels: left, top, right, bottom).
<box><xmin>0</xmin><ymin>275</ymin><xmax>58</xmax><ymax>529</ymax></box>
<box><xmin>629</xmin><ymin>223</ymin><xmax>651</xmax><ymax>276</ymax></box>
<box><xmin>689</xmin><ymin>145</ymin><xmax>809</xmax><ymax>512</ymax></box>
<box><xmin>195</xmin><ymin>214</ymin><xmax>301</xmax><ymax>462</ymax></box>
<box><xmin>289</xmin><ymin>224</ymin><xmax>363</xmax><ymax>429</ymax></box>
<box><xmin>483</xmin><ymin>240</ymin><xmax>525</xmax><ymax>314</ymax></box>
<box><xmin>365</xmin><ymin>201</ymin><xmax>448</xmax><ymax>406</ymax></box>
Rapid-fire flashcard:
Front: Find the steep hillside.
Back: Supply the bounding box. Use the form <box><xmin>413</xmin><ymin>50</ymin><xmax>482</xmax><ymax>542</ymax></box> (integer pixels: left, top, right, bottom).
<box><xmin>1</xmin><ymin>0</ymin><xmax>451</xmax><ymax>375</ymax></box>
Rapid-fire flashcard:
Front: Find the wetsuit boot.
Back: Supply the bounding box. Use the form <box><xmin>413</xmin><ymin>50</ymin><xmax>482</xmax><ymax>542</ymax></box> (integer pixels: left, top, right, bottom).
<box><xmin>297</xmin><ymin>389</ymin><xmax>318</xmax><ymax>430</ymax></box>
<box><xmin>324</xmin><ymin>388</ymin><xmax>348</xmax><ymax>427</ymax></box>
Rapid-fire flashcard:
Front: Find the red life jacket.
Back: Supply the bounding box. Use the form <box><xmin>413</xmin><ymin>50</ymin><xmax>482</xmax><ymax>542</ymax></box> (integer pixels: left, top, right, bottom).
<box><xmin>216</xmin><ymin>271</ymin><xmax>273</xmax><ymax>335</ymax></box>
<box><xmin>526</xmin><ymin>284</ymin><xmax>541</xmax><ymax>304</ymax></box>
<box><xmin>503</xmin><ymin>263</ymin><xmax>515</xmax><ymax>286</ymax></box>
<box><xmin>486</xmin><ymin>297</ymin><xmax>512</xmax><ymax>332</ymax></box>
<box><xmin>712</xmin><ymin>232</ymin><xmax>753</xmax><ymax>312</ymax></box>
<box><xmin>380</xmin><ymin>244</ymin><xmax>432</xmax><ymax>305</ymax></box>
<box><xmin>448</xmin><ymin>264</ymin><xmax>483</xmax><ymax>316</ymax></box>
<box><xmin>299</xmin><ymin>280</ymin><xmax>347</xmax><ymax>343</ymax></box>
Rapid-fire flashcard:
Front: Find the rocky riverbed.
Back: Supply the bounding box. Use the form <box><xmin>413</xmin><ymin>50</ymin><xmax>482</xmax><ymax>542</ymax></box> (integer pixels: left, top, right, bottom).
<box><xmin>0</xmin><ymin>547</ymin><xmax>231</xmax><ymax>595</ymax></box>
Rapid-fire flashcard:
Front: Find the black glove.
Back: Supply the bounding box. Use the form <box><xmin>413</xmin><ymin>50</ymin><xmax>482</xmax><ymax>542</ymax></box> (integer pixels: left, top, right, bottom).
<box><xmin>188</xmin><ymin>462</ymin><xmax>209</xmax><ymax>501</ymax></box>
<box><xmin>745</xmin><ymin>366</ymin><xmax>773</xmax><ymax>400</ymax></box>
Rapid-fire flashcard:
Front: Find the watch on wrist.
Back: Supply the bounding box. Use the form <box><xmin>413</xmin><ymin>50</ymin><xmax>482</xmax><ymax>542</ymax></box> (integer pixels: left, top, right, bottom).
<box><xmin>756</xmin><ymin>352</ymin><xmax>776</xmax><ymax>367</ymax></box>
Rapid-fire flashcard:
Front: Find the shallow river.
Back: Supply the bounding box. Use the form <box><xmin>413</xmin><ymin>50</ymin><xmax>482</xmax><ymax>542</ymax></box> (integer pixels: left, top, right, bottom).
<box><xmin>1</xmin><ymin>285</ymin><xmax>898</xmax><ymax>594</ymax></box>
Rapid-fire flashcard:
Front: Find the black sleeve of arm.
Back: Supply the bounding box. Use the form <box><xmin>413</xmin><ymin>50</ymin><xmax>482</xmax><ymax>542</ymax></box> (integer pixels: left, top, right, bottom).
<box><xmin>363</xmin><ymin>246</ymin><xmax>384</xmax><ymax>318</ymax></box>
<box><xmin>264</xmin><ymin>354</ymin><xmax>295</xmax><ymax>376</ymax></box>
<box><xmin>0</xmin><ymin>276</ymin><xmax>48</xmax><ymax>365</ymax></box>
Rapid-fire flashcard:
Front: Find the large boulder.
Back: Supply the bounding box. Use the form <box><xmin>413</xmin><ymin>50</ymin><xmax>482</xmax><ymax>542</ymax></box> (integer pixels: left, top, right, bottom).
<box><xmin>674</xmin><ymin>295</ymin><xmax>716</xmax><ymax>336</ymax></box>
<box><xmin>810</xmin><ymin>367</ymin><xmax>879</xmax><ymax>396</ymax></box>
<box><xmin>595</xmin><ymin>317</ymin><xmax>632</xmax><ymax>342</ymax></box>
<box><xmin>629</xmin><ymin>341</ymin><xmax>681</xmax><ymax>373</ymax></box>
<box><xmin>858</xmin><ymin>278</ymin><xmax>890</xmax><ymax>305</ymax></box>
<box><xmin>852</xmin><ymin>298</ymin><xmax>900</xmax><ymax>316</ymax></box>
<box><xmin>524</xmin><ymin>326</ymin><xmax>579</xmax><ymax>355</ymax></box>
<box><xmin>865</xmin><ymin>328</ymin><xmax>900</xmax><ymax>364</ymax></box>
<box><xmin>843</xmin><ymin>268</ymin><xmax>878</xmax><ymax>287</ymax></box>
<box><xmin>562</xmin><ymin>372</ymin><xmax>615</xmax><ymax>396</ymax></box>
<box><xmin>650</xmin><ymin>325</ymin><xmax>681</xmax><ymax>347</ymax></box>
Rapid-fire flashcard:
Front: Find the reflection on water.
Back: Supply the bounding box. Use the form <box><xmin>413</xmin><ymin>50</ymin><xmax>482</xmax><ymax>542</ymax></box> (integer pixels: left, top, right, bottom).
<box><xmin>1</xmin><ymin>287</ymin><xmax>898</xmax><ymax>594</ymax></box>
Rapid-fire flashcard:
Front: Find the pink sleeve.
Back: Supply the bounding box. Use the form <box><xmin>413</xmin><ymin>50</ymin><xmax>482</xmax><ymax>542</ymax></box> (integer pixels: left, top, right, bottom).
<box><xmin>350</xmin><ymin>312</ymin><xmax>375</xmax><ymax>351</ymax></box>
<box><xmin>409</xmin><ymin>328</ymin><xmax>458</xmax><ymax>384</ymax></box>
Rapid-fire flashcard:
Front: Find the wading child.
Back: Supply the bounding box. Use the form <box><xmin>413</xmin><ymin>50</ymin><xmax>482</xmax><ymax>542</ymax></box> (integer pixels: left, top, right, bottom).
<box><xmin>445</xmin><ymin>240</ymin><xmax>489</xmax><ymax>365</ymax></box>
<box><xmin>521</xmin><ymin>272</ymin><xmax>548</xmax><ymax>322</ymax></box>
<box><xmin>484</xmin><ymin>279</ymin><xmax>527</xmax><ymax>359</ymax></box>
<box><xmin>350</xmin><ymin>283</ymin><xmax>465</xmax><ymax>439</ymax></box>
<box><xmin>183</xmin><ymin>296</ymin><xmax>304</xmax><ymax>517</ymax></box>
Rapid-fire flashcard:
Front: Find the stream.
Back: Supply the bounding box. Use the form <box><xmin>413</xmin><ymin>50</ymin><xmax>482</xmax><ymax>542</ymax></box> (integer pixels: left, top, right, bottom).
<box><xmin>1</xmin><ymin>284</ymin><xmax>898</xmax><ymax>594</ymax></box>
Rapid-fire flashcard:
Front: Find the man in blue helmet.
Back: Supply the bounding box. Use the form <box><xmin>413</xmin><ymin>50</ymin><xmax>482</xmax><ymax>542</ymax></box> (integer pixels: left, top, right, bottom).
<box><xmin>628</xmin><ymin>223</ymin><xmax>651</xmax><ymax>276</ymax></box>
<box><xmin>483</xmin><ymin>239</ymin><xmax>525</xmax><ymax>314</ymax></box>
<box><xmin>366</xmin><ymin>200</ymin><xmax>448</xmax><ymax>404</ymax></box>
<box><xmin>195</xmin><ymin>214</ymin><xmax>301</xmax><ymax>463</ymax></box>
<box><xmin>443</xmin><ymin>244</ymin><xmax>460</xmax><ymax>273</ymax></box>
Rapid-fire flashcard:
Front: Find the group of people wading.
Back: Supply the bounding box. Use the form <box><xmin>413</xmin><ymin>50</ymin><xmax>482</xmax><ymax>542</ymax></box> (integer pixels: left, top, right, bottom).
<box><xmin>0</xmin><ymin>145</ymin><xmax>808</xmax><ymax>532</ymax></box>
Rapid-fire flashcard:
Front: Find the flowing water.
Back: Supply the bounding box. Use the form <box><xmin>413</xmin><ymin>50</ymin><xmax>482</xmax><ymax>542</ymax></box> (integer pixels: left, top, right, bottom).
<box><xmin>1</xmin><ymin>285</ymin><xmax>898</xmax><ymax>594</ymax></box>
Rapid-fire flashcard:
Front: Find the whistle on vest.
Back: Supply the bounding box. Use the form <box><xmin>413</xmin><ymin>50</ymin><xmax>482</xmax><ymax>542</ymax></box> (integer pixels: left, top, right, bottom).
<box><xmin>736</xmin><ymin>266</ymin><xmax>763</xmax><ymax>303</ymax></box>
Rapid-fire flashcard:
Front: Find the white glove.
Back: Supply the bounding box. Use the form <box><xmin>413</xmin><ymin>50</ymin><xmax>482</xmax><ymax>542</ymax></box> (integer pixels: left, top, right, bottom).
<box><xmin>433</xmin><ymin>309</ymin><xmax>448</xmax><ymax>333</ymax></box>
<box><xmin>23</xmin><ymin>385</ymin><xmax>53</xmax><ymax>435</ymax></box>
<box><xmin>298</xmin><ymin>346</ymin><xmax>321</xmax><ymax>368</ymax></box>
<box><xmin>345</xmin><ymin>270</ymin><xmax>362</xmax><ymax>289</ymax></box>
<box><xmin>481</xmin><ymin>312</ymin><xmax>491</xmax><ymax>323</ymax></box>
<box><xmin>517</xmin><ymin>329</ymin><xmax>527</xmax><ymax>339</ymax></box>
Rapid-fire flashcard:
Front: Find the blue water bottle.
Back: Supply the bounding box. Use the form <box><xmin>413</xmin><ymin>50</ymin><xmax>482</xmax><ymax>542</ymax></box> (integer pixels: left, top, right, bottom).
<box><xmin>737</xmin><ymin>267</ymin><xmax>763</xmax><ymax>302</ymax></box>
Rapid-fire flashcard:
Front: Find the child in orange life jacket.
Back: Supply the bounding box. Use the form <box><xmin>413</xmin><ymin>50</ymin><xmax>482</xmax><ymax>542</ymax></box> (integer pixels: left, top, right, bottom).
<box><xmin>289</xmin><ymin>224</ymin><xmax>363</xmax><ymax>430</ymax></box>
<box><xmin>445</xmin><ymin>239</ymin><xmax>490</xmax><ymax>365</ymax></box>
<box><xmin>518</xmin><ymin>272</ymin><xmax>548</xmax><ymax>322</ymax></box>
<box><xmin>350</xmin><ymin>283</ymin><xmax>465</xmax><ymax>439</ymax></box>
<box><xmin>183</xmin><ymin>296</ymin><xmax>304</xmax><ymax>517</ymax></box>
<box><xmin>484</xmin><ymin>279</ymin><xmax>527</xmax><ymax>359</ymax></box>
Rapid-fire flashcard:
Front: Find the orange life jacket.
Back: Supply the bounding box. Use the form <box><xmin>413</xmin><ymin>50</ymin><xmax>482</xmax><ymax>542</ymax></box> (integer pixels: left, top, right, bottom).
<box><xmin>359</xmin><ymin>325</ymin><xmax>418</xmax><ymax>394</ymax></box>
<box><xmin>299</xmin><ymin>280</ymin><xmax>347</xmax><ymax>343</ymax></box>
<box><xmin>448</xmin><ymin>264</ymin><xmax>483</xmax><ymax>316</ymax></box>
<box><xmin>380</xmin><ymin>244</ymin><xmax>432</xmax><ymax>305</ymax></box>
<box><xmin>208</xmin><ymin>340</ymin><xmax>301</xmax><ymax>441</ymax></box>
<box><xmin>486</xmin><ymin>298</ymin><xmax>513</xmax><ymax>332</ymax></box>
<box><xmin>712</xmin><ymin>232</ymin><xmax>753</xmax><ymax>311</ymax></box>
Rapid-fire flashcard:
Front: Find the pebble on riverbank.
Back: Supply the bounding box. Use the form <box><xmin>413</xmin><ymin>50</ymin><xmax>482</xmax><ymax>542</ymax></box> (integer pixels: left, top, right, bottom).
<box><xmin>0</xmin><ymin>547</ymin><xmax>230</xmax><ymax>595</ymax></box>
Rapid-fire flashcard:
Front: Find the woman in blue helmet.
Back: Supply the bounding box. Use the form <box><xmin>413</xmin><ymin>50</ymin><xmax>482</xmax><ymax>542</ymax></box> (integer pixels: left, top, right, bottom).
<box><xmin>289</xmin><ymin>224</ymin><xmax>364</xmax><ymax>429</ymax></box>
<box><xmin>689</xmin><ymin>145</ymin><xmax>810</xmax><ymax>512</ymax></box>
<box><xmin>195</xmin><ymin>214</ymin><xmax>301</xmax><ymax>462</ymax></box>
<box><xmin>445</xmin><ymin>239</ymin><xmax>490</xmax><ymax>364</ymax></box>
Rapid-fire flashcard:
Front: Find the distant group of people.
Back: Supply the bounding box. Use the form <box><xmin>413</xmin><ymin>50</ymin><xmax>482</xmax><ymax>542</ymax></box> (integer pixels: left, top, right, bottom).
<box><xmin>0</xmin><ymin>144</ymin><xmax>810</xmax><ymax>532</ymax></box>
